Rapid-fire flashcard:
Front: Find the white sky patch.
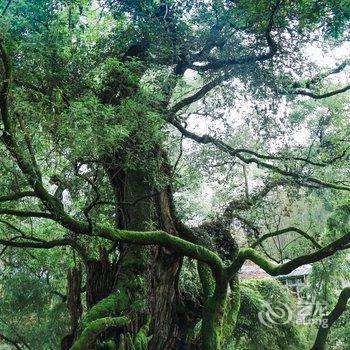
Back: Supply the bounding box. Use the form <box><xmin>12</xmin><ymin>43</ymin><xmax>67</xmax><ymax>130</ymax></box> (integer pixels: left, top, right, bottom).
<box><xmin>304</xmin><ymin>41</ymin><xmax>350</xmax><ymax>68</ymax></box>
<box><xmin>291</xmin><ymin>126</ymin><xmax>310</xmax><ymax>146</ymax></box>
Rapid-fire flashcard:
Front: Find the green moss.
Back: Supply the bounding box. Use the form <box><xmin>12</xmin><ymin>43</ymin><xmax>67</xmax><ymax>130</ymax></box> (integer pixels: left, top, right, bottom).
<box><xmin>70</xmin><ymin>316</ymin><xmax>130</xmax><ymax>350</ymax></box>
<box><xmin>222</xmin><ymin>277</ymin><xmax>241</xmax><ymax>345</ymax></box>
<box><xmin>82</xmin><ymin>289</ymin><xmax>129</xmax><ymax>327</ymax></box>
<box><xmin>201</xmin><ymin>284</ymin><xmax>229</xmax><ymax>350</ymax></box>
<box><xmin>198</xmin><ymin>262</ymin><xmax>215</xmax><ymax>300</ymax></box>
<box><xmin>134</xmin><ymin>318</ymin><xmax>152</xmax><ymax>350</ymax></box>
<box><xmin>118</xmin><ymin>334</ymin><xmax>125</xmax><ymax>350</ymax></box>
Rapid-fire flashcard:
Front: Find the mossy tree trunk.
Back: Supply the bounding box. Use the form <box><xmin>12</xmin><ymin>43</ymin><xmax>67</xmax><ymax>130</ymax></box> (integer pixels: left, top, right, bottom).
<box><xmin>201</xmin><ymin>275</ymin><xmax>229</xmax><ymax>350</ymax></box>
<box><xmin>148</xmin><ymin>189</ymin><xmax>183</xmax><ymax>350</ymax></box>
<box><xmin>103</xmin><ymin>155</ymin><xmax>188</xmax><ymax>349</ymax></box>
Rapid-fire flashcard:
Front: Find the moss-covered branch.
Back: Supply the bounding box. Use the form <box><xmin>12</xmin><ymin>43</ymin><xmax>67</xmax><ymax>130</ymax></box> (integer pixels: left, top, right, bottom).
<box><xmin>311</xmin><ymin>287</ymin><xmax>350</xmax><ymax>350</ymax></box>
<box><xmin>97</xmin><ymin>226</ymin><xmax>225</xmax><ymax>278</ymax></box>
<box><xmin>227</xmin><ymin>231</ymin><xmax>350</xmax><ymax>278</ymax></box>
<box><xmin>82</xmin><ymin>290</ymin><xmax>128</xmax><ymax>327</ymax></box>
<box><xmin>70</xmin><ymin>316</ymin><xmax>130</xmax><ymax>350</ymax></box>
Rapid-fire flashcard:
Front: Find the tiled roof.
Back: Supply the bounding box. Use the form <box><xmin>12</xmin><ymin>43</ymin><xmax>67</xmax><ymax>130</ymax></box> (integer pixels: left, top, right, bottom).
<box><xmin>239</xmin><ymin>261</ymin><xmax>271</xmax><ymax>280</ymax></box>
<box><xmin>276</xmin><ymin>264</ymin><xmax>312</xmax><ymax>279</ymax></box>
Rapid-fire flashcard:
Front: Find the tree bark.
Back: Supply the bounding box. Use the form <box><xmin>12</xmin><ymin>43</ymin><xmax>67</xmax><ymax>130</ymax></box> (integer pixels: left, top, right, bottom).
<box><xmin>148</xmin><ymin>189</ymin><xmax>183</xmax><ymax>350</ymax></box>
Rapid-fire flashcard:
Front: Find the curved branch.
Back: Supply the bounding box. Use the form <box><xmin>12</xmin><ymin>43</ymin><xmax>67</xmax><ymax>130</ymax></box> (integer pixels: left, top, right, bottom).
<box><xmin>97</xmin><ymin>226</ymin><xmax>225</xmax><ymax>278</ymax></box>
<box><xmin>293</xmin><ymin>59</ymin><xmax>350</xmax><ymax>89</ymax></box>
<box><xmin>167</xmin><ymin>117</ymin><xmax>350</xmax><ymax>191</ymax></box>
<box><xmin>251</xmin><ymin>226</ymin><xmax>321</xmax><ymax>249</ymax></box>
<box><xmin>0</xmin><ymin>237</ymin><xmax>89</xmax><ymax>264</ymax></box>
<box><xmin>170</xmin><ymin>75</ymin><xmax>225</xmax><ymax>113</ymax></box>
<box><xmin>227</xmin><ymin>231</ymin><xmax>350</xmax><ymax>279</ymax></box>
<box><xmin>226</xmin><ymin>146</ymin><xmax>350</xmax><ymax>167</ymax></box>
<box><xmin>289</xmin><ymin>59</ymin><xmax>350</xmax><ymax>99</ymax></box>
<box><xmin>70</xmin><ymin>316</ymin><xmax>130</xmax><ymax>350</ymax></box>
<box><xmin>236</xmin><ymin>152</ymin><xmax>350</xmax><ymax>191</ymax></box>
<box><xmin>294</xmin><ymin>84</ymin><xmax>350</xmax><ymax>99</ymax></box>
<box><xmin>311</xmin><ymin>287</ymin><xmax>350</xmax><ymax>350</ymax></box>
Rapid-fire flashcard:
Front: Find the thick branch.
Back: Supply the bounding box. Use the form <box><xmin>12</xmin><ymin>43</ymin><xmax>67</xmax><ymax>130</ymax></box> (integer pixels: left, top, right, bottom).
<box><xmin>97</xmin><ymin>226</ymin><xmax>225</xmax><ymax>278</ymax></box>
<box><xmin>227</xmin><ymin>231</ymin><xmax>350</xmax><ymax>278</ymax></box>
<box><xmin>0</xmin><ymin>191</ymin><xmax>37</xmax><ymax>202</ymax></box>
<box><xmin>294</xmin><ymin>84</ymin><xmax>350</xmax><ymax>99</ymax></box>
<box><xmin>70</xmin><ymin>316</ymin><xmax>130</xmax><ymax>350</ymax></box>
<box><xmin>311</xmin><ymin>287</ymin><xmax>350</xmax><ymax>350</ymax></box>
<box><xmin>0</xmin><ymin>208</ymin><xmax>54</xmax><ymax>219</ymax></box>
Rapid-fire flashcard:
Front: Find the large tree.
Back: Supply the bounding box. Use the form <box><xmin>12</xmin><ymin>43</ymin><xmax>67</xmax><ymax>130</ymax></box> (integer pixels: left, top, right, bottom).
<box><xmin>0</xmin><ymin>0</ymin><xmax>349</xmax><ymax>349</ymax></box>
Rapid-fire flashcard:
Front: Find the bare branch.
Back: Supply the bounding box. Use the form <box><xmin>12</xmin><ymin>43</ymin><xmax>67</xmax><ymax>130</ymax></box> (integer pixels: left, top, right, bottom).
<box><xmin>293</xmin><ymin>84</ymin><xmax>350</xmax><ymax>99</ymax></box>
<box><xmin>0</xmin><ymin>236</ymin><xmax>89</xmax><ymax>264</ymax></box>
<box><xmin>251</xmin><ymin>226</ymin><xmax>321</xmax><ymax>249</ymax></box>
<box><xmin>0</xmin><ymin>191</ymin><xmax>37</xmax><ymax>202</ymax></box>
<box><xmin>170</xmin><ymin>75</ymin><xmax>225</xmax><ymax>114</ymax></box>
<box><xmin>167</xmin><ymin>117</ymin><xmax>350</xmax><ymax>191</ymax></box>
<box><xmin>284</xmin><ymin>59</ymin><xmax>350</xmax><ymax>99</ymax></box>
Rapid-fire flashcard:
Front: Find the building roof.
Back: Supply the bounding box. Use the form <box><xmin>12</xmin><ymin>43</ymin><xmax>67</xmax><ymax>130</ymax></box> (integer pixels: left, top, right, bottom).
<box><xmin>239</xmin><ymin>261</ymin><xmax>271</xmax><ymax>280</ymax></box>
<box><xmin>276</xmin><ymin>264</ymin><xmax>312</xmax><ymax>279</ymax></box>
